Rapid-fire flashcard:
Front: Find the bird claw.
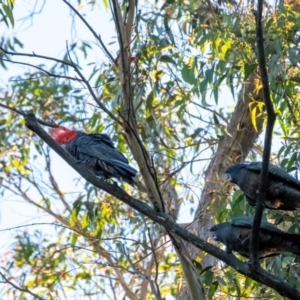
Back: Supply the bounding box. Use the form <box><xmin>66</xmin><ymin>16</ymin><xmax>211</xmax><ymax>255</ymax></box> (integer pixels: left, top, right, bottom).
<box><xmin>266</xmin><ymin>199</ymin><xmax>282</xmax><ymax>209</ymax></box>
<box><xmin>112</xmin><ymin>181</ymin><xmax>119</xmax><ymax>188</ymax></box>
<box><xmin>104</xmin><ymin>178</ymin><xmax>119</xmax><ymax>188</ymax></box>
<box><xmin>225</xmin><ymin>246</ymin><xmax>233</xmax><ymax>254</ymax></box>
<box><xmin>247</xmin><ymin>259</ymin><xmax>260</xmax><ymax>269</ymax></box>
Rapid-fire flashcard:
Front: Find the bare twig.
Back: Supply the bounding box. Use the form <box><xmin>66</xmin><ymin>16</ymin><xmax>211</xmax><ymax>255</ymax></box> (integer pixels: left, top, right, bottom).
<box><xmin>43</xmin><ymin>147</ymin><xmax>72</xmax><ymax>212</ymax></box>
<box><xmin>250</xmin><ymin>0</ymin><xmax>276</xmax><ymax>266</ymax></box>
<box><xmin>0</xmin><ymin>222</ymin><xmax>149</xmax><ymax>248</ymax></box>
<box><xmin>92</xmin><ymin>243</ymin><xmax>138</xmax><ymax>300</ymax></box>
<box><xmin>0</xmin><ymin>222</ymin><xmax>71</xmax><ymax>232</ymax></box>
<box><xmin>0</xmin><ymin>46</ymin><xmax>120</xmax><ymax>124</ymax></box>
<box><xmin>122</xmin><ymin>244</ymin><xmax>163</xmax><ymax>300</ymax></box>
<box><xmin>11</xmin><ymin>182</ymin><xmax>71</xmax><ymax>226</ymax></box>
<box><xmin>133</xmin><ymin>239</ymin><xmax>171</xmax><ymax>266</ymax></box>
<box><xmin>191</xmin><ymin>101</ymin><xmax>229</xmax><ymax>124</ymax></box>
<box><xmin>0</xmin><ymin>271</ymin><xmax>46</xmax><ymax>300</ymax></box>
<box><xmin>0</xmin><ymin>46</ymin><xmax>74</xmax><ymax>66</ymax></box>
<box><xmin>62</xmin><ymin>0</ymin><xmax>115</xmax><ymax>64</ymax></box>
<box><xmin>65</xmin><ymin>42</ymin><xmax>120</xmax><ymax>124</ymax></box>
<box><xmin>0</xmin><ymin>102</ymin><xmax>57</xmax><ymax>127</ymax></box>
<box><xmin>25</xmin><ymin>176</ymin><xmax>49</xmax><ymax>206</ymax></box>
<box><xmin>109</xmin><ymin>276</ymin><xmax>118</xmax><ymax>300</ymax></box>
<box><xmin>147</xmin><ymin>229</ymin><xmax>162</xmax><ymax>298</ymax></box>
<box><xmin>1</xmin><ymin>58</ymin><xmax>83</xmax><ymax>82</ymax></box>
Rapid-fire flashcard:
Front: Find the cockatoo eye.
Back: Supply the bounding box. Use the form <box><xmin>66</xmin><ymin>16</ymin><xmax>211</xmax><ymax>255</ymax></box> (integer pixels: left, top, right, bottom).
<box><xmin>223</xmin><ymin>173</ymin><xmax>232</xmax><ymax>181</ymax></box>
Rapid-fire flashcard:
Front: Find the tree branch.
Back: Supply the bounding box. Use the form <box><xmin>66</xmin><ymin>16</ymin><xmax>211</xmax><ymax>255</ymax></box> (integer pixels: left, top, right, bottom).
<box><xmin>250</xmin><ymin>0</ymin><xmax>276</xmax><ymax>266</ymax></box>
<box><xmin>43</xmin><ymin>147</ymin><xmax>72</xmax><ymax>212</ymax></box>
<box><xmin>147</xmin><ymin>229</ymin><xmax>160</xmax><ymax>294</ymax></box>
<box><xmin>0</xmin><ymin>271</ymin><xmax>46</xmax><ymax>300</ymax></box>
<box><xmin>0</xmin><ymin>46</ymin><xmax>120</xmax><ymax>124</ymax></box>
<box><xmin>0</xmin><ymin>46</ymin><xmax>74</xmax><ymax>66</ymax></box>
<box><xmin>1</xmin><ymin>58</ymin><xmax>83</xmax><ymax>82</ymax></box>
<box><xmin>65</xmin><ymin>42</ymin><xmax>120</xmax><ymax>124</ymax></box>
<box><xmin>125</xmin><ymin>0</ymin><xmax>136</xmax><ymax>47</ymax></box>
<box><xmin>0</xmin><ymin>102</ymin><xmax>57</xmax><ymax>127</ymax></box>
<box><xmin>123</xmin><ymin>244</ymin><xmax>163</xmax><ymax>300</ymax></box>
<box><xmin>24</xmin><ymin>113</ymin><xmax>300</xmax><ymax>299</ymax></box>
<box><xmin>62</xmin><ymin>0</ymin><xmax>115</xmax><ymax>64</ymax></box>
<box><xmin>92</xmin><ymin>242</ymin><xmax>138</xmax><ymax>300</ymax></box>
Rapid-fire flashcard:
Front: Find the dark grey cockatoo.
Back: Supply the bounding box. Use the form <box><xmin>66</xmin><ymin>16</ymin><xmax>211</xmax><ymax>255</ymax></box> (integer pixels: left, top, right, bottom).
<box><xmin>210</xmin><ymin>216</ymin><xmax>300</xmax><ymax>258</ymax></box>
<box><xmin>224</xmin><ymin>162</ymin><xmax>300</xmax><ymax>210</ymax></box>
<box><xmin>49</xmin><ymin>126</ymin><xmax>139</xmax><ymax>186</ymax></box>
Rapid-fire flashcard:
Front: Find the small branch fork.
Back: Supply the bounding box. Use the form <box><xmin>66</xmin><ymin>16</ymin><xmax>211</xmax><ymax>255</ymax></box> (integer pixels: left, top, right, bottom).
<box><xmin>0</xmin><ymin>271</ymin><xmax>46</xmax><ymax>300</ymax></box>
<box><xmin>250</xmin><ymin>0</ymin><xmax>276</xmax><ymax>266</ymax></box>
<box><xmin>122</xmin><ymin>244</ymin><xmax>163</xmax><ymax>300</ymax></box>
<box><xmin>0</xmin><ymin>102</ymin><xmax>57</xmax><ymax>127</ymax></box>
<box><xmin>23</xmin><ymin>113</ymin><xmax>300</xmax><ymax>300</ymax></box>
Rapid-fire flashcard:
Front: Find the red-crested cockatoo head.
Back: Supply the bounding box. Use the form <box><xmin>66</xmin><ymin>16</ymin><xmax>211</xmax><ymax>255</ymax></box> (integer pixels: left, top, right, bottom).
<box><xmin>49</xmin><ymin>126</ymin><xmax>78</xmax><ymax>145</ymax></box>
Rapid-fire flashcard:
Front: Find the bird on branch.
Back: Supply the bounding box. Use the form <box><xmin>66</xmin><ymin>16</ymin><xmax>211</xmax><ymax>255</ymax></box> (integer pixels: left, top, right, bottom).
<box><xmin>224</xmin><ymin>162</ymin><xmax>300</xmax><ymax>210</ymax></box>
<box><xmin>210</xmin><ymin>216</ymin><xmax>300</xmax><ymax>258</ymax></box>
<box><xmin>49</xmin><ymin>126</ymin><xmax>144</xmax><ymax>189</ymax></box>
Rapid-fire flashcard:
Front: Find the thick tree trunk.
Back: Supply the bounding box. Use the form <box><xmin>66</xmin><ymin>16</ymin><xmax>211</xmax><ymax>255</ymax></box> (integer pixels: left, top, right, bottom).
<box><xmin>177</xmin><ymin>71</ymin><xmax>264</xmax><ymax>299</ymax></box>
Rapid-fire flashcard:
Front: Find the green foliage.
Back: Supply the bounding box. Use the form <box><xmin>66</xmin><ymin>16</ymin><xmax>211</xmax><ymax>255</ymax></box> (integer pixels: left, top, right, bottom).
<box><xmin>1</xmin><ymin>0</ymin><xmax>300</xmax><ymax>299</ymax></box>
<box><xmin>1</xmin><ymin>1</ymin><xmax>14</xmax><ymax>28</ymax></box>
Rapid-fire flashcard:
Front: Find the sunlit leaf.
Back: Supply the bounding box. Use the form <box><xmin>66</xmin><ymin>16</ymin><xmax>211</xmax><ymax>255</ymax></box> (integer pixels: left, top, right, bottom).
<box><xmin>2</xmin><ymin>3</ymin><xmax>14</xmax><ymax>27</ymax></box>
<box><xmin>160</xmin><ymin>55</ymin><xmax>176</xmax><ymax>65</ymax></box>
<box><xmin>244</xmin><ymin>63</ymin><xmax>257</xmax><ymax>80</ymax></box>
